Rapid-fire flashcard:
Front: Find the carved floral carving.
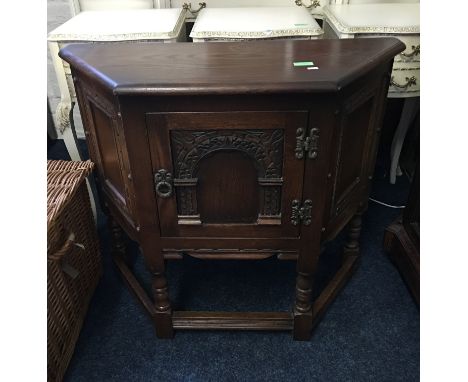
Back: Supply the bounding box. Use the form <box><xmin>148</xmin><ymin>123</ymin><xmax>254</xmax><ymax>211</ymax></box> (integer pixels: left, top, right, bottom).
<box><xmin>170</xmin><ymin>129</ymin><xmax>284</xmax><ymax>179</ymax></box>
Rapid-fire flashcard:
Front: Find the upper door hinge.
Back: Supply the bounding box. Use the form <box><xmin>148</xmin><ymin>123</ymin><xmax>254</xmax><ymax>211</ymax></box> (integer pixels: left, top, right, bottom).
<box><xmin>295</xmin><ymin>127</ymin><xmax>320</xmax><ymax>159</ymax></box>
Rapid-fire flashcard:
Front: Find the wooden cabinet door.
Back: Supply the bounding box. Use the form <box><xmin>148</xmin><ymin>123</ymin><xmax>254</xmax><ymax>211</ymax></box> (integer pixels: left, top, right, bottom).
<box><xmin>146</xmin><ymin>111</ymin><xmax>307</xmax><ymax>238</ymax></box>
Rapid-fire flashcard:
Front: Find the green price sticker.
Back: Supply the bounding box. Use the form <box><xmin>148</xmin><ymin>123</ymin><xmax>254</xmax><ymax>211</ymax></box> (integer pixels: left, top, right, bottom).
<box><xmin>293</xmin><ymin>61</ymin><xmax>314</xmax><ymax>67</ymax></box>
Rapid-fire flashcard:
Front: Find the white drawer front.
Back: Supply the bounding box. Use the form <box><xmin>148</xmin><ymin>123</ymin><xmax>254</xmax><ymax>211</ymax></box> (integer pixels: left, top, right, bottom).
<box><xmin>172</xmin><ymin>1</ymin><xmax>324</xmax><ymax>18</ymax></box>
<box><xmin>355</xmin><ymin>34</ymin><xmax>419</xmax><ymax>63</ymax></box>
<box><xmin>171</xmin><ymin>0</ymin><xmax>304</xmax><ymax>7</ymax></box>
<box><xmin>394</xmin><ymin>34</ymin><xmax>419</xmax><ymax>63</ymax></box>
<box><xmin>388</xmin><ymin>63</ymin><xmax>419</xmax><ymax>98</ymax></box>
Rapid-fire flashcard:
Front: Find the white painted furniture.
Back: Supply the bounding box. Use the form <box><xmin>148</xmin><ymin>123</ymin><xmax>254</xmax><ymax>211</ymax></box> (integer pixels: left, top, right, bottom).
<box><xmin>191</xmin><ymin>6</ymin><xmax>323</xmax><ymax>41</ymax></box>
<box><xmin>165</xmin><ymin>1</ymin><xmax>325</xmax><ymax>20</ymax></box>
<box><xmin>69</xmin><ymin>0</ymin><xmax>162</xmax><ymax>15</ymax></box>
<box><xmin>331</xmin><ymin>0</ymin><xmax>418</xmax><ymax>4</ymax></box>
<box><xmin>48</xmin><ymin>8</ymin><xmax>187</xmax><ymax>162</ymax></box>
<box><xmin>323</xmin><ymin>3</ymin><xmax>419</xmax><ymax>183</ymax></box>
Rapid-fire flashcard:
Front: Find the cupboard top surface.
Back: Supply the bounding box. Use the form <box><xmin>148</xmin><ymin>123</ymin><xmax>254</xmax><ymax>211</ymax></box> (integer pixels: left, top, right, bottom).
<box><xmin>59</xmin><ymin>38</ymin><xmax>404</xmax><ymax>95</ymax></box>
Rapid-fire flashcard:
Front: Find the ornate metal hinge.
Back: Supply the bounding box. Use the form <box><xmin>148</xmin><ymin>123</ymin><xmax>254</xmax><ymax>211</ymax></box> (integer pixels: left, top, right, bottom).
<box><xmin>291</xmin><ymin>199</ymin><xmax>313</xmax><ymax>226</ymax></box>
<box><xmin>295</xmin><ymin>127</ymin><xmax>320</xmax><ymax>159</ymax></box>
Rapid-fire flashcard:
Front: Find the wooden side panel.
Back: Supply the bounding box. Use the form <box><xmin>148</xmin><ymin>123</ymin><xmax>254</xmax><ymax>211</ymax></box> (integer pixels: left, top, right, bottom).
<box><xmin>88</xmin><ymin>103</ymin><xmax>126</xmax><ymax>200</ymax></box>
<box><xmin>73</xmin><ymin>75</ymin><xmax>135</xmax><ymax>228</ymax></box>
<box><xmin>336</xmin><ymin>84</ymin><xmax>380</xmax><ymax>213</ymax></box>
<box><xmin>333</xmin><ymin>96</ymin><xmax>375</xmax><ymax>213</ymax></box>
<box><xmin>323</xmin><ymin>64</ymin><xmax>393</xmax><ymax>242</ymax></box>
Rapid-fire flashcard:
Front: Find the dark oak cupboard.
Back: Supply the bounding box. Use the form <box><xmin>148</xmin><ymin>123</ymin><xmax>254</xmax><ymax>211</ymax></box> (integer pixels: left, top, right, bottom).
<box><xmin>60</xmin><ymin>38</ymin><xmax>404</xmax><ymax>340</ymax></box>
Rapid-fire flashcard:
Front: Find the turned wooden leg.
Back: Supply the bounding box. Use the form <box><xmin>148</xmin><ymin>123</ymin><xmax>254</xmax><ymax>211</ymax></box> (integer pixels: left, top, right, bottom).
<box><xmin>152</xmin><ymin>270</ymin><xmax>174</xmax><ymax>338</ymax></box>
<box><xmin>343</xmin><ymin>213</ymin><xmax>363</xmax><ymax>261</ymax></box>
<box><xmin>293</xmin><ymin>236</ymin><xmax>320</xmax><ymax>341</ymax></box>
<box><xmin>293</xmin><ymin>271</ymin><xmax>314</xmax><ymax>340</ymax></box>
<box><xmin>137</xmin><ymin>227</ymin><xmax>174</xmax><ymax>338</ymax></box>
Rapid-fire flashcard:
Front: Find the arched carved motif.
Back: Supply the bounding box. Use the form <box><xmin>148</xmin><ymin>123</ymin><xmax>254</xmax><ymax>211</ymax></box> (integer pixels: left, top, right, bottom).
<box><xmin>170</xmin><ymin>129</ymin><xmax>284</xmax><ymax>219</ymax></box>
<box><xmin>170</xmin><ymin>129</ymin><xmax>284</xmax><ymax>179</ymax></box>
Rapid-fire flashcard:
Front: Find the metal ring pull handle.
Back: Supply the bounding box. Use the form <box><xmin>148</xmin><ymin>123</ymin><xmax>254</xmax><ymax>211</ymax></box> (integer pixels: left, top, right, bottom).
<box><xmin>295</xmin><ymin>0</ymin><xmax>321</xmax><ymax>9</ymax></box>
<box><xmin>154</xmin><ymin>169</ymin><xmax>173</xmax><ymax>198</ymax></box>
<box><xmin>390</xmin><ymin>76</ymin><xmax>417</xmax><ymax>90</ymax></box>
<box><xmin>399</xmin><ymin>45</ymin><xmax>420</xmax><ymax>59</ymax></box>
<box><xmin>183</xmin><ymin>2</ymin><xmax>206</xmax><ymax>14</ymax></box>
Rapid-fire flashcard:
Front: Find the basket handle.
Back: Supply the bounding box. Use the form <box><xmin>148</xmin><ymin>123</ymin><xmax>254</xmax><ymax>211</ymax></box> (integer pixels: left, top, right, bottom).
<box><xmin>48</xmin><ymin>232</ymin><xmax>76</xmax><ymax>262</ymax></box>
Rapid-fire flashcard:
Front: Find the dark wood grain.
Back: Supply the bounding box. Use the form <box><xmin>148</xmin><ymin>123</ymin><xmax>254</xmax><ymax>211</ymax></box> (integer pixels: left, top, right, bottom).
<box><xmin>173</xmin><ymin>311</ymin><xmax>293</xmax><ymax>330</ymax></box>
<box><xmin>197</xmin><ymin>151</ymin><xmax>260</xmax><ymax>223</ymax></box>
<box><xmin>60</xmin><ymin>38</ymin><xmax>404</xmax><ymax>95</ymax></box>
<box><xmin>66</xmin><ymin>38</ymin><xmax>404</xmax><ymax>340</ymax></box>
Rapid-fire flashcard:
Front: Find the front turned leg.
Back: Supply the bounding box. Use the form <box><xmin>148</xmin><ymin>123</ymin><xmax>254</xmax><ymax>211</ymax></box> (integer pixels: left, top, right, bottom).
<box><xmin>293</xmin><ymin>271</ymin><xmax>314</xmax><ymax>340</ymax></box>
<box><xmin>152</xmin><ymin>271</ymin><xmax>174</xmax><ymax>338</ymax></box>
<box><xmin>343</xmin><ymin>213</ymin><xmax>363</xmax><ymax>261</ymax></box>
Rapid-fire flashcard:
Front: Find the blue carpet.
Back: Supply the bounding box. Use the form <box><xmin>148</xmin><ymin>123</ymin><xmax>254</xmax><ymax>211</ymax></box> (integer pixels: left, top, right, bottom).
<box><xmin>48</xmin><ymin>139</ymin><xmax>419</xmax><ymax>381</ymax></box>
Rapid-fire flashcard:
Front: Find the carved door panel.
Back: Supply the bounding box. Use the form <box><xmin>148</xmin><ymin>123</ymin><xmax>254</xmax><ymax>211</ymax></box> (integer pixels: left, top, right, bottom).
<box><xmin>146</xmin><ymin>111</ymin><xmax>307</xmax><ymax>238</ymax></box>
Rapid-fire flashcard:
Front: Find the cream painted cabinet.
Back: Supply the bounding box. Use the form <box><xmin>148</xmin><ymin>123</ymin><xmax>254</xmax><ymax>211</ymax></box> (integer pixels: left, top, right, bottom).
<box><xmin>69</xmin><ymin>0</ymin><xmax>163</xmax><ymax>15</ymax></box>
<box><xmin>191</xmin><ymin>7</ymin><xmax>323</xmax><ymax>41</ymax></box>
<box><xmin>323</xmin><ymin>2</ymin><xmax>420</xmax><ymax>183</ymax></box>
<box><xmin>163</xmin><ymin>0</ymin><xmax>325</xmax><ymax>19</ymax></box>
<box><xmin>48</xmin><ymin>8</ymin><xmax>186</xmax><ymax>161</ymax></box>
<box><xmin>323</xmin><ymin>3</ymin><xmax>420</xmax><ymax>98</ymax></box>
<box><xmin>332</xmin><ymin>0</ymin><xmax>418</xmax><ymax>4</ymax></box>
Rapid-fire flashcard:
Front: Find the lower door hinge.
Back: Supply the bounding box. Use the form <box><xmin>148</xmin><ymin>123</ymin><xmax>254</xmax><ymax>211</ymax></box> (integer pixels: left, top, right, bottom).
<box><xmin>291</xmin><ymin>199</ymin><xmax>313</xmax><ymax>226</ymax></box>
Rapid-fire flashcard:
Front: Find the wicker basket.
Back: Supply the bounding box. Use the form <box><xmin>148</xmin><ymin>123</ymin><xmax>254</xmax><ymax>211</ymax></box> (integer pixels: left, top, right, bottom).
<box><xmin>47</xmin><ymin>160</ymin><xmax>101</xmax><ymax>382</ymax></box>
